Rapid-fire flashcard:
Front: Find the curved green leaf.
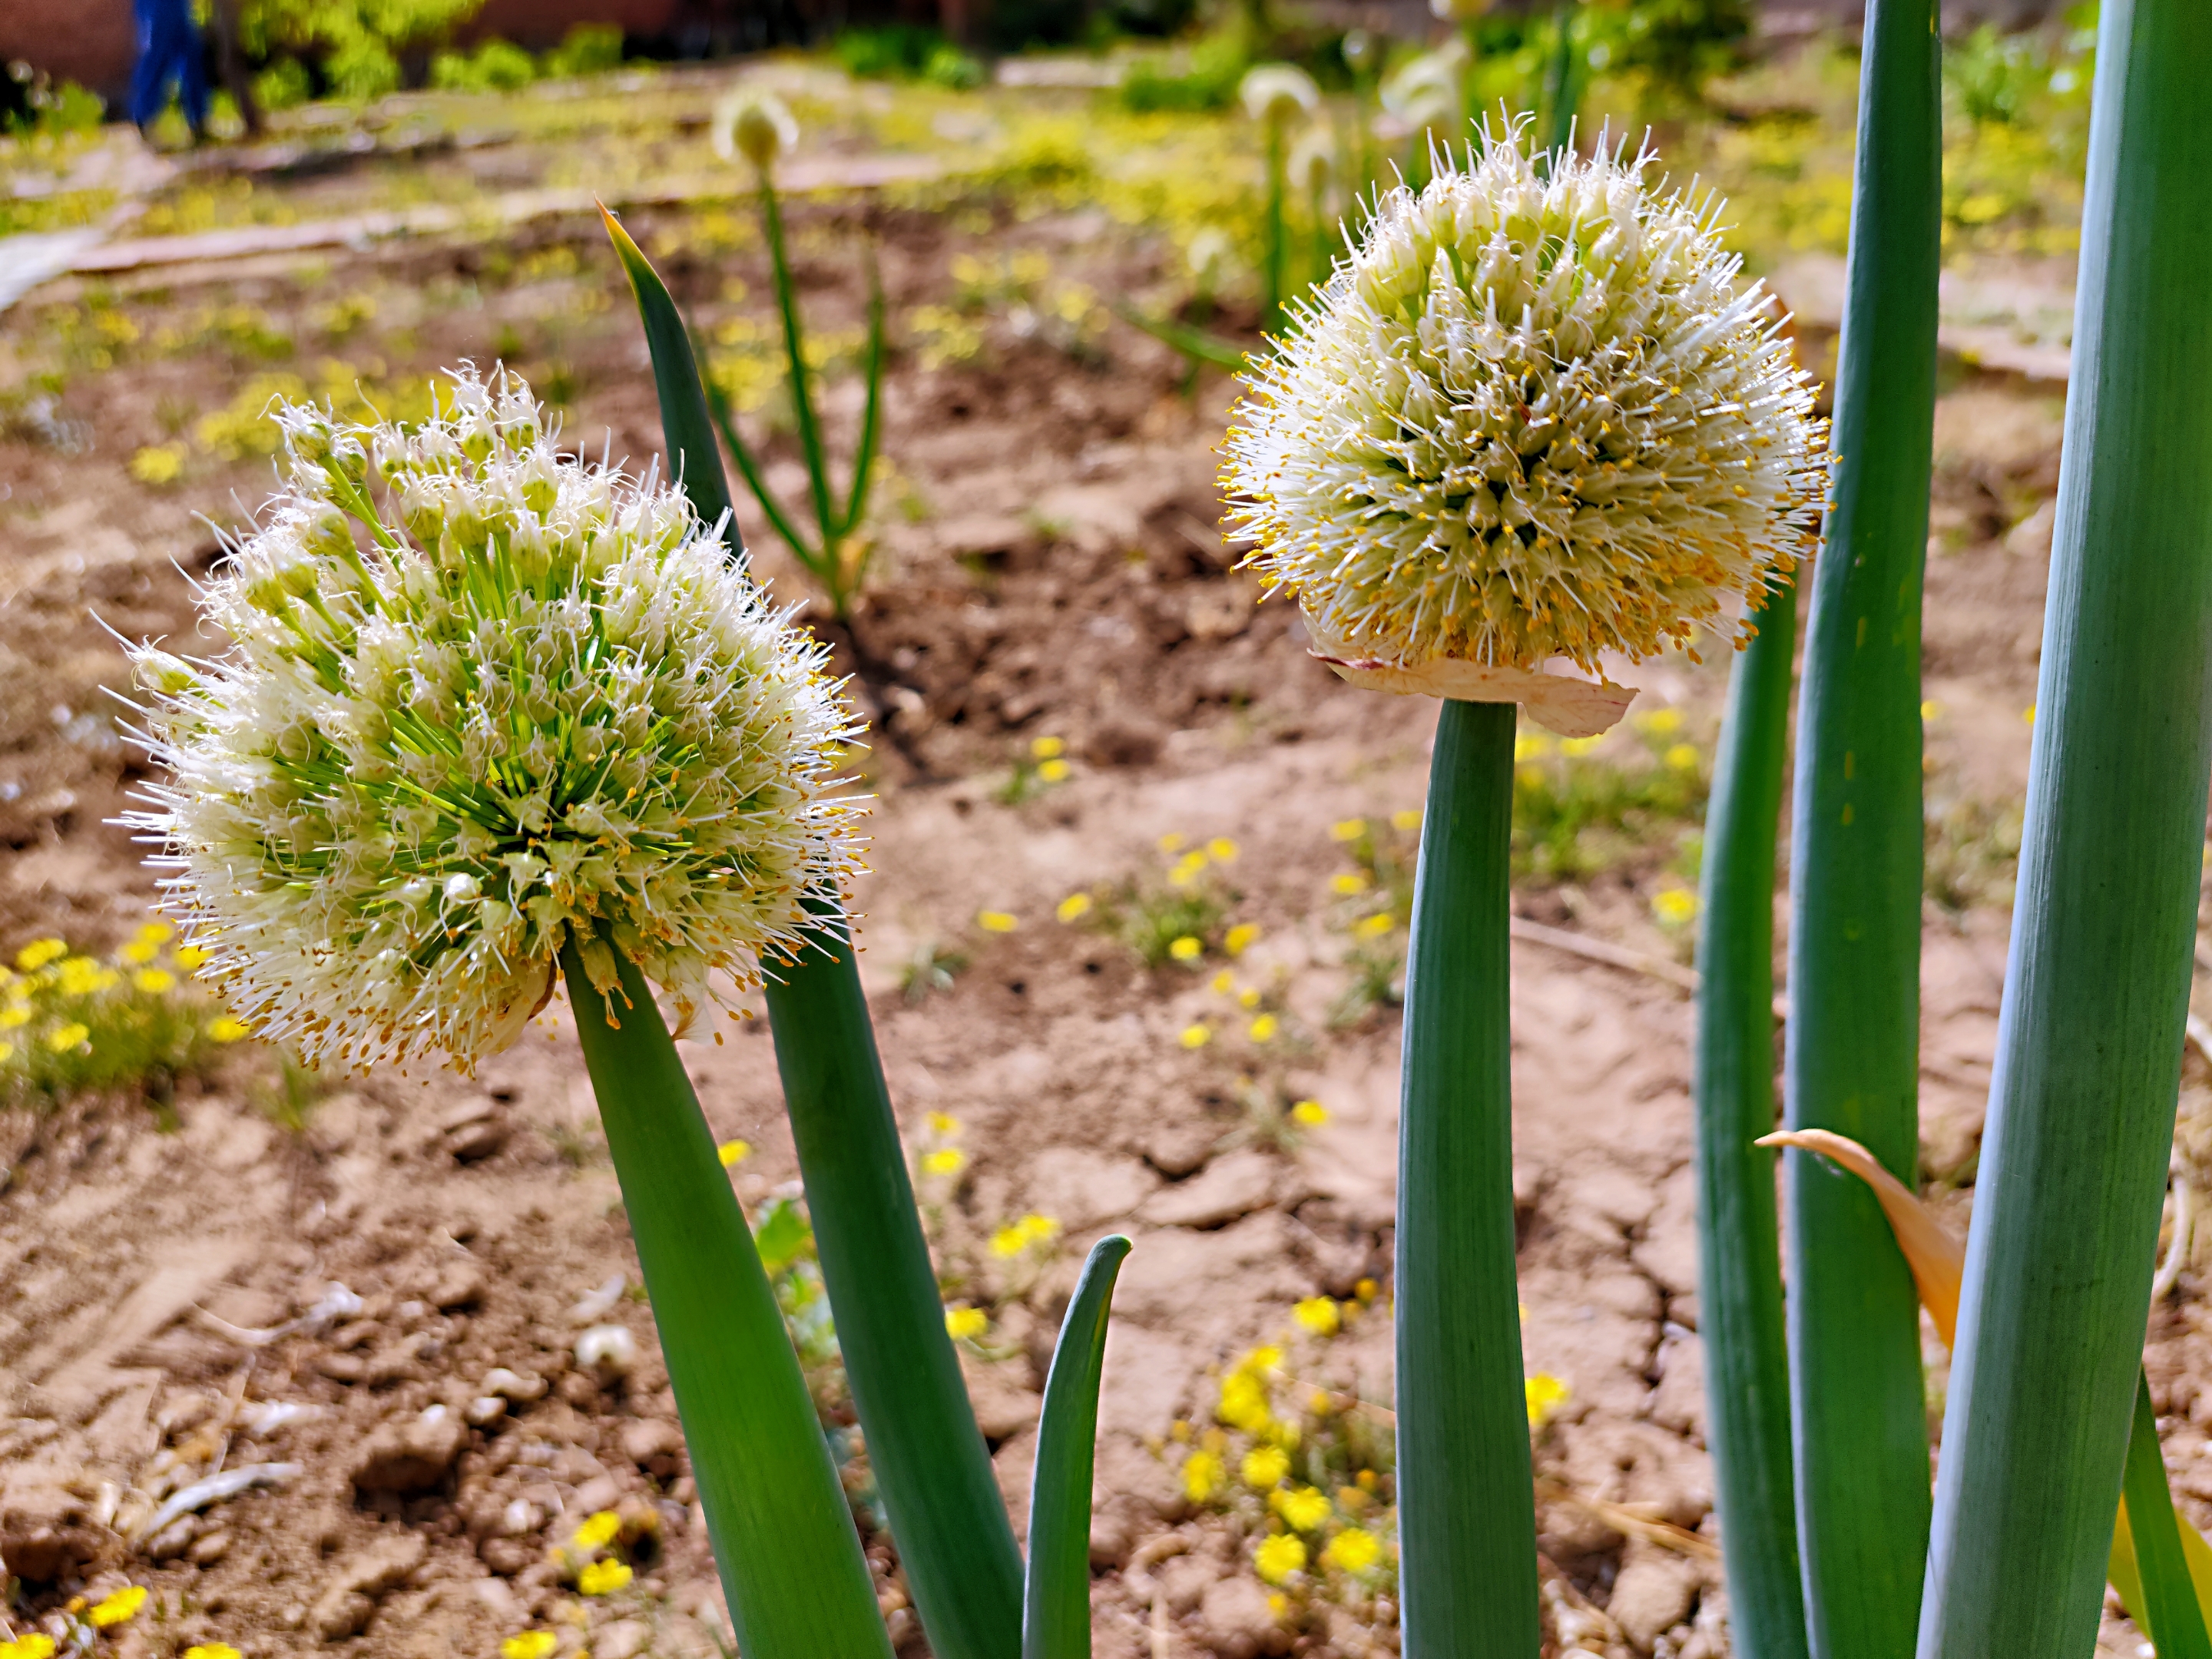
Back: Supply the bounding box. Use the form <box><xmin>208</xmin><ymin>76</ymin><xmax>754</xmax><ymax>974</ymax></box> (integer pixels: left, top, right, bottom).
<box><xmin>1023</xmin><ymin>1235</ymin><xmax>1134</xmax><ymax>1659</ymax></box>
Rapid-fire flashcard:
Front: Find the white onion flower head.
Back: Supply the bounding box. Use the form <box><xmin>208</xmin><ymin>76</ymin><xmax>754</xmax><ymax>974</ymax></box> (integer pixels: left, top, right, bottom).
<box><xmin>1239</xmin><ymin>64</ymin><xmax>1322</xmax><ymax>131</ymax></box>
<box><xmin>126</xmin><ymin>367</ymin><xmax>863</xmax><ymax>1073</ymax></box>
<box><xmin>715</xmin><ymin>88</ymin><xmax>797</xmax><ymax>174</ymax></box>
<box><xmin>1222</xmin><ymin>130</ymin><xmax>1827</xmax><ymax>685</ymax></box>
<box><xmin>1379</xmin><ymin>42</ymin><xmax>1465</xmax><ymax>134</ymax></box>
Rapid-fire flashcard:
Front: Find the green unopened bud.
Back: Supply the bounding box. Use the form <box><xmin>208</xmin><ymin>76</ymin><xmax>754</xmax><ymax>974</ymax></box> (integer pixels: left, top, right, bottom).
<box><xmin>717</xmin><ymin>89</ymin><xmax>797</xmax><ymax>174</ymax></box>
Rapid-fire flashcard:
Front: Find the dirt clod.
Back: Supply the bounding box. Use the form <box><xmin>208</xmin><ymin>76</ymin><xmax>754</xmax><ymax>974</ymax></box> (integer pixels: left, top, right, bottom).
<box><xmin>348</xmin><ymin>1409</ymin><xmax>468</xmax><ymax>1495</ymax></box>
<box><xmin>1198</xmin><ymin>1575</ymin><xmax>1285</xmax><ymax>1657</ymax></box>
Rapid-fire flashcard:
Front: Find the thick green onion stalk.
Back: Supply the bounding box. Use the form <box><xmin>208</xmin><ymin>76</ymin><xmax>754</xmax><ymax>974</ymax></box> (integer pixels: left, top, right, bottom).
<box><xmin>1693</xmin><ymin>578</ymin><xmax>1810</xmax><ymax>1659</ymax></box>
<box><xmin>1917</xmin><ymin>0</ymin><xmax>2212</xmax><ymax>1651</ymax></box>
<box><xmin>608</xmin><ymin>217</ymin><xmax>1028</xmax><ymax>1659</ymax></box>
<box><xmin>1780</xmin><ymin>0</ymin><xmax>1941</xmax><ymax>1648</ymax></box>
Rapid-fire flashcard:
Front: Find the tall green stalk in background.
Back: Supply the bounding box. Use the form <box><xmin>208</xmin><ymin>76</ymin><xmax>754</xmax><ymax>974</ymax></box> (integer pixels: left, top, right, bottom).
<box><xmin>608</xmin><ymin>219</ymin><xmax>1027</xmax><ymax>1659</ymax></box>
<box><xmin>1694</xmin><ymin>579</ymin><xmax>1810</xmax><ymax>1659</ymax></box>
<box><xmin>1543</xmin><ymin>0</ymin><xmax>1582</xmax><ymax>157</ymax></box>
<box><xmin>709</xmin><ymin>90</ymin><xmax>885</xmax><ymax>621</ymax></box>
<box><xmin>1780</xmin><ymin>0</ymin><xmax>1939</xmax><ymax>1648</ymax></box>
<box><xmin>1918</xmin><ymin>1</ymin><xmax>2212</xmax><ymax>1651</ymax></box>
<box><xmin>1239</xmin><ymin>65</ymin><xmax>1322</xmax><ymax>338</ymax></box>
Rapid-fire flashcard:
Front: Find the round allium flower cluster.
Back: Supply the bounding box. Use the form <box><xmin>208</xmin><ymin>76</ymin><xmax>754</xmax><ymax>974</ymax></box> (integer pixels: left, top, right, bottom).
<box><xmin>126</xmin><ymin>368</ymin><xmax>862</xmax><ymax>1072</ymax></box>
<box><xmin>1223</xmin><ymin>131</ymin><xmax>1828</xmax><ymax>679</ymax></box>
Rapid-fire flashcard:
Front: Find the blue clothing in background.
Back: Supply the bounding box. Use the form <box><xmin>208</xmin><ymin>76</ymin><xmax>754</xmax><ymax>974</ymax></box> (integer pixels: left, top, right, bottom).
<box><xmin>129</xmin><ymin>0</ymin><xmax>210</xmax><ymax>133</ymax></box>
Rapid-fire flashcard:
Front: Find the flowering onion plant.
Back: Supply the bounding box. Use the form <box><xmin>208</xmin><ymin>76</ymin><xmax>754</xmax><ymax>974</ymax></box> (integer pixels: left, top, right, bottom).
<box><xmin>1222</xmin><ymin>126</ymin><xmax>1824</xmax><ymax>1656</ymax></box>
<box><xmin>124</xmin><ymin>365</ymin><xmax>1134</xmax><ymax>1658</ymax></box>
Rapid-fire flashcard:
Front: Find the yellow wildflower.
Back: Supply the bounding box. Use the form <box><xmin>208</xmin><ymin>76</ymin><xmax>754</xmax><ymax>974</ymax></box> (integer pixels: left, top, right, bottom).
<box><xmin>1224</xmin><ymin>923</ymin><xmax>1260</xmax><ymax>957</ymax></box>
<box><xmin>1330</xmin><ymin>873</ymin><xmax>1370</xmax><ymax>896</ymax></box>
<box><xmin>1169</xmin><ymin>935</ymin><xmax>1203</xmax><ymax>962</ymax></box>
<box><xmin>977</xmin><ymin>910</ymin><xmax>1018</xmax><ymax>933</ymax></box>
<box><xmin>926</xmin><ymin>1111</ymin><xmax>962</xmax><ymax>1134</ymax></box>
<box><xmin>1525</xmin><ymin>1373</ymin><xmax>1571</xmax><ymax>1427</ymax></box>
<box><xmin>1183</xmin><ymin>1449</ymin><xmax>1224</xmax><ymax>1502</ymax></box>
<box><xmin>1391</xmin><ymin>808</ymin><xmax>1422</xmax><ymax>830</ymax></box>
<box><xmin>1651</xmin><ymin>889</ymin><xmax>1698</xmax><ymax>927</ymax></box>
<box><xmin>46</xmin><ymin>1022</ymin><xmax>90</xmax><ymax>1052</ymax></box>
<box><xmin>122</xmin><ymin>939</ymin><xmax>161</xmax><ymax>965</ymax></box>
<box><xmin>174</xmin><ymin>945</ymin><xmax>210</xmax><ymax>971</ymax></box>
<box><xmin>134</xmin><ymin>920</ymin><xmax>175</xmax><ymax>944</ymax></box>
<box><xmin>207</xmin><ymin>1015</ymin><xmax>252</xmax><ymax>1042</ymax></box>
<box><xmin>1352</xmin><ymin>912</ymin><xmax>1394</xmax><ymax>940</ymax></box>
<box><xmin>577</xmin><ymin>1558</ymin><xmax>631</xmax><ymax>1596</ymax></box>
<box><xmin>0</xmin><ymin>1042</ymin><xmax>12</xmax><ymax>1065</ymax></box>
<box><xmin>1031</xmin><ymin>735</ymin><xmax>1066</xmax><ymax>759</ymax></box>
<box><xmin>1038</xmin><ymin>759</ymin><xmax>1072</xmax><ymax>783</ymax></box>
<box><xmin>1248</xmin><ymin>1015</ymin><xmax>1279</xmax><ymax>1043</ymax></box>
<box><xmin>1206</xmin><ymin>837</ymin><xmax>1239</xmax><ymax>863</ymax></box>
<box><xmin>1016</xmin><ymin>1214</ymin><xmax>1060</xmax><ymax>1246</ymax></box>
<box><xmin>1055</xmin><ymin>892</ymin><xmax>1092</xmax><ymax>923</ymax></box>
<box><xmin>502</xmin><ymin>1635</ymin><xmax>559</xmax><ymax>1659</ymax></box>
<box><xmin>184</xmin><ymin>1647</ymin><xmax>242</xmax><ymax>1659</ymax></box>
<box><xmin>2023</xmin><ymin>703</ymin><xmax>2036</xmax><ymax>724</ymax></box>
<box><xmin>1292</xmin><ymin>1296</ymin><xmax>1339</xmax><ymax>1337</ymax></box>
<box><xmin>2</xmin><ymin>1637</ymin><xmax>58</xmax><ymax>1659</ymax></box>
<box><xmin>1253</xmin><ymin>1533</ymin><xmax>1306</xmax><ymax>1584</ymax></box>
<box><xmin>945</xmin><ymin>1305</ymin><xmax>989</xmax><ymax>1341</ymax></box>
<box><xmin>1158</xmin><ymin>833</ymin><xmax>1187</xmax><ymax>853</ymax></box>
<box><xmin>1220</xmin><ymin>1371</ymin><xmax>1272</xmax><ymax>1434</ymax></box>
<box><xmin>1179</xmin><ymin>1023</ymin><xmax>1212</xmax><ymax>1050</ymax></box>
<box><xmin>128</xmin><ymin>962</ymin><xmax>173</xmax><ymax>989</ymax></box>
<box><xmin>1321</xmin><ymin>1527</ymin><xmax>1382</xmax><ymax>1572</ymax></box>
<box><xmin>922</xmin><ymin>1147</ymin><xmax>967</xmax><ymax>1177</ymax></box>
<box><xmin>1921</xmin><ymin>699</ymin><xmax>1944</xmax><ymax>722</ymax></box>
<box><xmin>1329</xmin><ymin>818</ymin><xmax>1366</xmax><ymax>842</ymax></box>
<box><xmin>1514</xmin><ymin>734</ymin><xmax>1550</xmax><ymax>762</ymax></box>
<box><xmin>990</xmin><ymin>1224</ymin><xmax>1028</xmax><ymax>1256</ymax></box>
<box><xmin>0</xmin><ymin>1005</ymin><xmax>25</xmax><ymax>1028</ymax></box>
<box><xmin>89</xmin><ymin>1586</ymin><xmax>147</xmax><ymax>1628</ymax></box>
<box><xmin>717</xmin><ymin>1139</ymin><xmax>751</xmax><ymax>1167</ymax></box>
<box><xmin>572</xmin><ymin>1510</ymin><xmax>621</xmax><ymax>1551</ymax></box>
<box><xmin>1272</xmin><ymin>1485</ymin><xmax>1332</xmax><ymax>1532</ymax></box>
<box><xmin>15</xmin><ymin>939</ymin><xmax>67</xmax><ymax>971</ymax></box>
<box><xmin>1210</xmin><ymin>969</ymin><xmax>1237</xmax><ymax>994</ymax></box>
<box><xmin>1637</xmin><ymin>707</ymin><xmax>1684</xmax><ymax>735</ymax></box>
<box><xmin>1290</xmin><ymin>1100</ymin><xmax>1328</xmax><ymax>1126</ymax></box>
<box><xmin>1241</xmin><ymin>1445</ymin><xmax>1291</xmax><ymax>1488</ymax></box>
<box><xmin>1664</xmin><ymin>743</ymin><xmax>1699</xmax><ymax>771</ymax></box>
<box><xmin>1561</xmin><ymin>735</ymin><xmax>1604</xmax><ymax>757</ymax></box>
<box><xmin>1237</xmin><ymin>987</ymin><xmax>1260</xmax><ymax>1008</ymax></box>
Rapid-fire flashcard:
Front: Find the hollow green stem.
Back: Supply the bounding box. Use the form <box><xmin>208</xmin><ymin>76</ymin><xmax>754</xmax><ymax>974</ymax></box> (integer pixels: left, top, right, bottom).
<box><xmin>1694</xmin><ymin>578</ymin><xmax>1809</xmax><ymax>1659</ymax></box>
<box><xmin>1917</xmin><ymin>2</ymin><xmax>2212</xmax><ymax>1651</ymax></box>
<box><xmin>757</xmin><ymin>175</ymin><xmax>834</xmax><ymax>543</ymax></box>
<box><xmin>1396</xmin><ymin>697</ymin><xmax>1538</xmax><ymax>1656</ymax></box>
<box><xmin>558</xmin><ymin>936</ymin><xmax>891</xmax><ymax>1659</ymax></box>
<box><xmin>1781</xmin><ymin>1</ymin><xmax>1940</xmax><ymax>1650</ymax></box>
<box><xmin>763</xmin><ymin>907</ymin><xmax>1026</xmax><ymax>1659</ymax></box>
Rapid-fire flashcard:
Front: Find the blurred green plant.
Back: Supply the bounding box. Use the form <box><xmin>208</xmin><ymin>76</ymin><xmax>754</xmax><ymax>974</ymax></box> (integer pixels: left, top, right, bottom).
<box><xmin>236</xmin><ymin>0</ymin><xmax>487</xmax><ymax>102</ymax></box>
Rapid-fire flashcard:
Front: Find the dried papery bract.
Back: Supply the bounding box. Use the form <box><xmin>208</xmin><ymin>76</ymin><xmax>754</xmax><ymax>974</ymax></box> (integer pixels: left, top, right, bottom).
<box><xmin>125</xmin><ymin>369</ymin><xmax>861</xmax><ymax>1075</ymax></box>
<box><xmin>123</xmin><ymin>369</ymin><xmax>893</xmax><ymax>1658</ymax></box>
<box><xmin>1218</xmin><ymin>129</ymin><xmax>1824</xmax><ymax>1657</ymax></box>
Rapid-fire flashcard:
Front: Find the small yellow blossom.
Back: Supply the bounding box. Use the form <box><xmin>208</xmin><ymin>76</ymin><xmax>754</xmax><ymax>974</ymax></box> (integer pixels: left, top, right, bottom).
<box><xmin>1921</xmin><ymin>700</ymin><xmax>1944</xmax><ymax>721</ymax></box>
<box><xmin>1179</xmin><ymin>1023</ymin><xmax>1212</xmax><ymax>1050</ymax></box>
<box><xmin>1224</xmin><ymin>923</ymin><xmax>1260</xmax><ymax>957</ymax></box>
<box><xmin>1167</xmin><ymin>853</ymin><xmax>1209</xmax><ymax>889</ymax></box>
<box><xmin>977</xmin><ymin>910</ymin><xmax>1019</xmax><ymax>933</ymax></box>
<box><xmin>1247</xmin><ymin>1014</ymin><xmax>1280</xmax><ymax>1043</ymax></box>
<box><xmin>184</xmin><ymin>1647</ymin><xmax>242</xmax><ymax>1659</ymax></box>
<box><xmin>1272</xmin><ymin>1484</ymin><xmax>1332</xmax><ymax>1532</ymax></box>
<box><xmin>1637</xmin><ymin>707</ymin><xmax>1684</xmax><ymax>735</ymax></box>
<box><xmin>134</xmin><ymin>920</ymin><xmax>175</xmax><ymax>944</ymax></box>
<box><xmin>1651</xmin><ymin>888</ymin><xmax>1699</xmax><ymax>926</ymax></box>
<box><xmin>1206</xmin><ymin>837</ymin><xmax>1239</xmax><ymax>863</ymax></box>
<box><xmin>1525</xmin><ymin>1373</ymin><xmax>1571</xmax><ymax>1427</ymax></box>
<box><xmin>1561</xmin><ymin>735</ymin><xmax>1604</xmax><ymax>758</ymax></box>
<box><xmin>89</xmin><ymin>1586</ymin><xmax>148</xmax><ymax>1628</ymax></box>
<box><xmin>46</xmin><ymin>1022</ymin><xmax>90</xmax><ymax>1052</ymax></box>
<box><xmin>1253</xmin><ymin>1533</ymin><xmax>1306</xmax><ymax>1584</ymax></box>
<box><xmin>1169</xmin><ymin>935</ymin><xmax>1203</xmax><ymax>962</ymax></box>
<box><xmin>922</xmin><ymin>1148</ymin><xmax>968</xmax><ymax>1177</ymax></box>
<box><xmin>1330</xmin><ymin>873</ymin><xmax>1370</xmax><ymax>896</ymax></box>
<box><xmin>2</xmin><ymin>1637</ymin><xmax>58</xmax><ymax>1659</ymax></box>
<box><xmin>1220</xmin><ymin>1371</ymin><xmax>1272</xmax><ymax>1434</ymax></box>
<box><xmin>174</xmin><ymin>945</ymin><xmax>210</xmax><ymax>971</ymax></box>
<box><xmin>1322</xmin><ymin>1527</ymin><xmax>1382</xmax><ymax>1572</ymax></box>
<box><xmin>1038</xmin><ymin>759</ymin><xmax>1072</xmax><ymax>783</ymax></box>
<box><xmin>1664</xmin><ymin>743</ymin><xmax>1699</xmax><ymax>771</ymax></box>
<box><xmin>1055</xmin><ymin>892</ymin><xmax>1092</xmax><ymax>923</ymax></box>
<box><xmin>1031</xmin><ymin>735</ymin><xmax>1066</xmax><ymax>759</ymax></box>
<box><xmin>207</xmin><ymin>1015</ymin><xmax>252</xmax><ymax>1042</ymax></box>
<box><xmin>945</xmin><ymin>1305</ymin><xmax>989</xmax><ymax>1341</ymax></box>
<box><xmin>572</xmin><ymin>1510</ymin><xmax>622</xmax><ymax>1550</ymax></box>
<box><xmin>1391</xmin><ymin>808</ymin><xmax>1422</xmax><ymax>831</ymax></box>
<box><xmin>1329</xmin><ymin>818</ymin><xmax>1366</xmax><ymax>842</ymax></box>
<box><xmin>717</xmin><ymin>1139</ymin><xmax>751</xmax><ymax>1167</ymax></box>
<box><xmin>1210</xmin><ymin>969</ymin><xmax>1236</xmax><ymax>994</ymax></box>
<box><xmin>926</xmin><ymin>1111</ymin><xmax>962</xmax><ymax>1134</ymax></box>
<box><xmin>1158</xmin><ymin>833</ymin><xmax>1187</xmax><ymax>853</ymax></box>
<box><xmin>1184</xmin><ymin>1449</ymin><xmax>1224</xmax><ymax>1502</ymax></box>
<box><xmin>1352</xmin><ymin>912</ymin><xmax>1394</xmax><ymax>941</ymax></box>
<box><xmin>1237</xmin><ymin>987</ymin><xmax>1260</xmax><ymax>1008</ymax></box>
<box><xmin>16</xmin><ymin>939</ymin><xmax>67</xmax><ymax>971</ymax></box>
<box><xmin>1292</xmin><ymin>1296</ymin><xmax>1340</xmax><ymax>1337</ymax></box>
<box><xmin>0</xmin><ymin>1005</ymin><xmax>25</xmax><ymax>1028</ymax></box>
<box><xmin>502</xmin><ymin>1635</ymin><xmax>559</xmax><ymax>1659</ymax></box>
<box><xmin>122</xmin><ymin>939</ymin><xmax>161</xmax><ymax>965</ymax></box>
<box><xmin>1290</xmin><ymin>1100</ymin><xmax>1329</xmax><ymax>1127</ymax></box>
<box><xmin>577</xmin><ymin>1558</ymin><xmax>632</xmax><ymax>1596</ymax></box>
<box><xmin>1514</xmin><ymin>734</ymin><xmax>1551</xmax><ymax>763</ymax></box>
<box><xmin>1017</xmin><ymin>1214</ymin><xmax>1060</xmax><ymax>1245</ymax></box>
<box><xmin>1242</xmin><ymin>1445</ymin><xmax>1291</xmax><ymax>1488</ymax></box>
<box><xmin>2023</xmin><ymin>704</ymin><xmax>2036</xmax><ymax>724</ymax></box>
<box><xmin>131</xmin><ymin>443</ymin><xmax>186</xmax><ymax>485</ymax></box>
<box><xmin>0</xmin><ymin>1041</ymin><xmax>13</xmax><ymax>1065</ymax></box>
<box><xmin>1268</xmin><ymin>1593</ymin><xmax>1288</xmax><ymax>1617</ymax></box>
